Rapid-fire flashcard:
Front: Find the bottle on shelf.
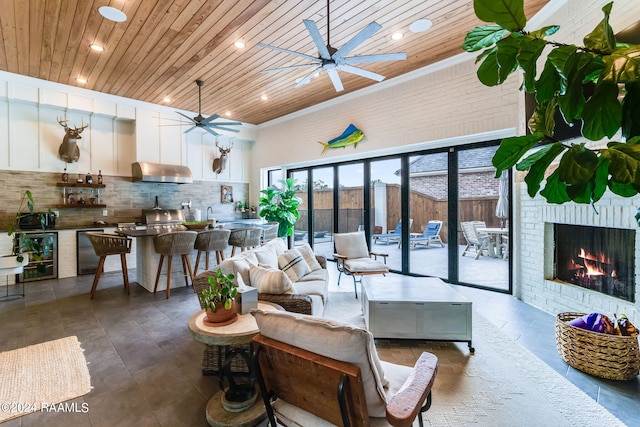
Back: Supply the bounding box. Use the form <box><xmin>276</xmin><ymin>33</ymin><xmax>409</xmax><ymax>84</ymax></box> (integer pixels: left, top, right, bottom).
<box><xmin>97</xmin><ymin>170</ymin><xmax>103</xmax><ymax>185</ymax></box>
<box><xmin>77</xmin><ymin>174</ymin><xmax>83</xmax><ymax>183</ymax></box>
<box><xmin>61</xmin><ymin>167</ymin><xmax>68</xmax><ymax>183</ymax></box>
<box><xmin>85</xmin><ymin>172</ymin><xmax>93</xmax><ymax>184</ymax></box>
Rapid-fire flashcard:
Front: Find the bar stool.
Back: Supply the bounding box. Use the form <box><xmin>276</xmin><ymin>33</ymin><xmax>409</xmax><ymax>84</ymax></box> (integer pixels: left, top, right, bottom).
<box><xmin>153</xmin><ymin>231</ymin><xmax>198</xmax><ymax>299</ymax></box>
<box><xmin>261</xmin><ymin>222</ymin><xmax>279</xmax><ymax>244</ymax></box>
<box><xmin>194</xmin><ymin>229</ymin><xmax>231</xmax><ymax>273</ymax></box>
<box><xmin>228</xmin><ymin>228</ymin><xmax>263</xmax><ymax>257</ymax></box>
<box><xmin>85</xmin><ymin>232</ymin><xmax>132</xmax><ymax>299</ymax></box>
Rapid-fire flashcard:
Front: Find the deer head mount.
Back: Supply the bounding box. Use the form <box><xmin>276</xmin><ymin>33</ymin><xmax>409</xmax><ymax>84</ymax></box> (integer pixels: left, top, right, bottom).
<box><xmin>212</xmin><ymin>140</ymin><xmax>233</xmax><ymax>174</ymax></box>
<box><xmin>57</xmin><ymin>117</ymin><xmax>88</xmax><ymax>163</ymax></box>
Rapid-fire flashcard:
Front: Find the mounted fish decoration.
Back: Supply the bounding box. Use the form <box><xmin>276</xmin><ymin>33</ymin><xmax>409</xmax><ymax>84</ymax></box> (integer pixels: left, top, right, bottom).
<box><xmin>318</xmin><ymin>124</ymin><xmax>364</xmax><ymax>154</ymax></box>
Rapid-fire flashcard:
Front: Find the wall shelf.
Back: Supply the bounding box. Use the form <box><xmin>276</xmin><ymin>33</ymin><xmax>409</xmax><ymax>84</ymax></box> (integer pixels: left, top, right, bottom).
<box><xmin>55</xmin><ymin>204</ymin><xmax>107</xmax><ymax>209</ymax></box>
<box><xmin>56</xmin><ymin>183</ymin><xmax>105</xmax><ymax>188</ymax></box>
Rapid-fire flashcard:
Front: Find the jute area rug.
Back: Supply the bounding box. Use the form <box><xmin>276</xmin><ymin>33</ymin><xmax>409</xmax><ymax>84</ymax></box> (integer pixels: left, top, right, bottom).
<box><xmin>0</xmin><ymin>336</ymin><xmax>92</xmax><ymax>423</ymax></box>
<box><xmin>324</xmin><ymin>291</ymin><xmax>626</xmax><ymax>427</ymax></box>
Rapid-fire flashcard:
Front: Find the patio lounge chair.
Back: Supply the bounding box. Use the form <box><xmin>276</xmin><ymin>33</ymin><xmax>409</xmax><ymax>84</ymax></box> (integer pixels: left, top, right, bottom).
<box><xmin>461</xmin><ymin>221</ymin><xmax>491</xmax><ymax>259</ymax></box>
<box><xmin>372</xmin><ymin>219</ymin><xmax>412</xmax><ymax>245</ymax></box>
<box><xmin>408</xmin><ymin>220</ymin><xmax>444</xmax><ymax>249</ymax></box>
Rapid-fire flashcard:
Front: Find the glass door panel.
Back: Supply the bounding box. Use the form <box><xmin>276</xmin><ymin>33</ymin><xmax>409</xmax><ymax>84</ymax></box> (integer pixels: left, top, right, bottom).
<box><xmin>310</xmin><ymin>167</ymin><xmax>334</xmax><ymax>258</ymax></box>
<box><xmin>289</xmin><ymin>170</ymin><xmax>308</xmax><ymax>246</ymax></box>
<box><xmin>457</xmin><ymin>146</ymin><xmax>510</xmax><ymax>290</ymax></box>
<box><xmin>370</xmin><ymin>158</ymin><xmax>402</xmax><ymax>272</ymax></box>
<box><xmin>407</xmin><ymin>153</ymin><xmax>449</xmax><ymax>279</ymax></box>
<box><xmin>337</xmin><ymin>164</ymin><xmax>364</xmax><ymax>233</ymax></box>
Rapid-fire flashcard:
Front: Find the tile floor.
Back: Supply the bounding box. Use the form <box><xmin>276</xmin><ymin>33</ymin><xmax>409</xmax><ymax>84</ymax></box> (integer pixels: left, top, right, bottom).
<box><xmin>0</xmin><ymin>266</ymin><xmax>638</xmax><ymax>426</ymax></box>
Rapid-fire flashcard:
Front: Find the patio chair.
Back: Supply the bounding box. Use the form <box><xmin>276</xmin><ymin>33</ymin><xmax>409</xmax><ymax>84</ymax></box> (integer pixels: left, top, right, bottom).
<box><xmin>372</xmin><ymin>219</ymin><xmax>412</xmax><ymax>245</ymax></box>
<box><xmin>251</xmin><ymin>308</ymin><xmax>438</xmax><ymax>427</ymax></box>
<box><xmin>334</xmin><ymin>232</ymin><xmax>389</xmax><ymax>298</ymax></box>
<box><xmin>408</xmin><ymin>220</ymin><xmax>445</xmax><ymax>249</ymax></box>
<box><xmin>461</xmin><ymin>221</ymin><xmax>491</xmax><ymax>259</ymax></box>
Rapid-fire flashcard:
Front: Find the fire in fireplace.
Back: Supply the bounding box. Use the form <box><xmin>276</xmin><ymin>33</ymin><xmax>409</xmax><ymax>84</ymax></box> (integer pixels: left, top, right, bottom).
<box><xmin>554</xmin><ymin>224</ymin><xmax>635</xmax><ymax>303</ymax></box>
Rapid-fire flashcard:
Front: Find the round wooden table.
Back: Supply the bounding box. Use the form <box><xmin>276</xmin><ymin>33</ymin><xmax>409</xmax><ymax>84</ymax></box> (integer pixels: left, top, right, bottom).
<box><xmin>188</xmin><ymin>302</ymin><xmax>281</xmax><ymax>427</ymax></box>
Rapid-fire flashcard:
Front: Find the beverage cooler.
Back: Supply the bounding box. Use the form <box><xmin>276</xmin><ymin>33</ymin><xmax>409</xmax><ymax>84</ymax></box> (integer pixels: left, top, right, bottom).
<box><xmin>13</xmin><ymin>232</ymin><xmax>58</xmax><ymax>282</ymax></box>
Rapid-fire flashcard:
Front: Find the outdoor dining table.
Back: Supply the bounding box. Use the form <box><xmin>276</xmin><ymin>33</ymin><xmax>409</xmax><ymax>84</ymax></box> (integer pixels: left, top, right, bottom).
<box><xmin>477</xmin><ymin>227</ymin><xmax>508</xmax><ymax>259</ymax></box>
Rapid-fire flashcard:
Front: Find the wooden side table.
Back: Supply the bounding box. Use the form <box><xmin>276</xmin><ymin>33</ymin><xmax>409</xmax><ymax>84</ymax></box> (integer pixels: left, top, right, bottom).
<box><xmin>188</xmin><ymin>302</ymin><xmax>281</xmax><ymax>427</ymax></box>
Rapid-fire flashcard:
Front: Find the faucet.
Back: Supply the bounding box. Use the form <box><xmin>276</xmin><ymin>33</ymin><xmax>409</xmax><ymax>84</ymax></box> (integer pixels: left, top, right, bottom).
<box><xmin>206</xmin><ymin>206</ymin><xmax>213</xmax><ymax>220</ymax></box>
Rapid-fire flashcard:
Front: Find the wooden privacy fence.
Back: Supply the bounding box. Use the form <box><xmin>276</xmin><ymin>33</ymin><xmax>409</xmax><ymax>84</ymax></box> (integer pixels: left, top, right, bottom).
<box><xmin>295</xmin><ymin>185</ymin><xmax>502</xmax><ymax>244</ymax></box>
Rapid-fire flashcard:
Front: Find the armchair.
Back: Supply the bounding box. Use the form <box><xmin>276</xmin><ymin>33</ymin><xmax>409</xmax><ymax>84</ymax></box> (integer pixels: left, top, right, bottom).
<box><xmin>251</xmin><ymin>309</ymin><xmax>438</xmax><ymax>427</ymax></box>
<box><xmin>334</xmin><ymin>232</ymin><xmax>389</xmax><ymax>298</ymax></box>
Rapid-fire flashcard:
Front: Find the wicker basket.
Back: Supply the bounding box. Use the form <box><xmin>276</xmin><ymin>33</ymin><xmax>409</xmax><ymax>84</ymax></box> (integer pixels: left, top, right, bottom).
<box><xmin>555</xmin><ymin>312</ymin><xmax>640</xmax><ymax>381</ymax></box>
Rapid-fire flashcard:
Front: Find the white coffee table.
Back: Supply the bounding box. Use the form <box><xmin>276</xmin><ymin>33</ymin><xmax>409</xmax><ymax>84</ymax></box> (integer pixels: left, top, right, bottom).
<box><xmin>362</xmin><ymin>276</ymin><xmax>474</xmax><ymax>353</ymax></box>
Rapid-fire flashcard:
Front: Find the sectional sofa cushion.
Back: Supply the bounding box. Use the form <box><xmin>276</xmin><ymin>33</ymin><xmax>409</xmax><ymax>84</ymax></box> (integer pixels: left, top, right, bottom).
<box><xmin>278</xmin><ymin>248</ymin><xmax>311</xmax><ymax>282</ymax></box>
<box><xmin>250</xmin><ymin>264</ymin><xmax>296</xmax><ymax>295</ymax></box>
<box><xmin>296</xmin><ymin>243</ymin><xmax>322</xmax><ymax>271</ymax></box>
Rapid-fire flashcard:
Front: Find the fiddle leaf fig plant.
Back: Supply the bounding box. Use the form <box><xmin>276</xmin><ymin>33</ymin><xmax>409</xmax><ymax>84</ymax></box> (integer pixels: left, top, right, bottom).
<box><xmin>1</xmin><ymin>190</ymin><xmax>48</xmax><ymax>263</ymax></box>
<box><xmin>258</xmin><ymin>178</ymin><xmax>302</xmax><ymax>237</ymax></box>
<box><xmin>464</xmin><ymin>0</ymin><xmax>640</xmax><ymax>207</ymax></box>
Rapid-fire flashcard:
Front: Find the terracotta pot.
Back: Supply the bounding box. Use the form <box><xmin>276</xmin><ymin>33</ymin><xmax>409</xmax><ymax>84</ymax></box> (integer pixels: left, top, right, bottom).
<box><xmin>204</xmin><ymin>301</ymin><xmax>236</xmax><ymax>324</ymax></box>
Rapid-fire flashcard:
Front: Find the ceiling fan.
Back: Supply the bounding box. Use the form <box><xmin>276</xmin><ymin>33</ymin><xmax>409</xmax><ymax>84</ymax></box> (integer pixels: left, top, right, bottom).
<box><xmin>176</xmin><ymin>80</ymin><xmax>242</xmax><ymax>136</ymax></box>
<box><xmin>257</xmin><ymin>0</ymin><xmax>406</xmax><ymax>92</ymax></box>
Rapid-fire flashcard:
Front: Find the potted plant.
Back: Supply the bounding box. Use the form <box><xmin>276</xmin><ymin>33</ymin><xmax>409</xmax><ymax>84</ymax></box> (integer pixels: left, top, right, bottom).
<box><xmin>1</xmin><ymin>190</ymin><xmax>48</xmax><ymax>264</ymax></box>
<box><xmin>463</xmin><ymin>1</ymin><xmax>640</xmax><ymax>213</ymax></box>
<box><xmin>199</xmin><ymin>268</ymin><xmax>238</xmax><ymax>324</ymax></box>
<box><xmin>258</xmin><ymin>178</ymin><xmax>302</xmax><ymax>238</ymax></box>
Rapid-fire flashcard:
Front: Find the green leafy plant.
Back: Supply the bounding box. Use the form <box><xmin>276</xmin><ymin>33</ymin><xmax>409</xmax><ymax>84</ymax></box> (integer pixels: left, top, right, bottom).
<box><xmin>1</xmin><ymin>190</ymin><xmax>49</xmax><ymax>263</ymax></box>
<box><xmin>463</xmin><ymin>0</ymin><xmax>640</xmax><ymax>207</ymax></box>
<box><xmin>199</xmin><ymin>268</ymin><xmax>237</xmax><ymax>312</ymax></box>
<box><xmin>258</xmin><ymin>178</ymin><xmax>302</xmax><ymax>237</ymax></box>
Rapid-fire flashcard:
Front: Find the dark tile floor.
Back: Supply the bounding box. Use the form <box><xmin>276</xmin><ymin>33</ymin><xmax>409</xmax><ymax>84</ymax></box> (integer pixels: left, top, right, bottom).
<box><xmin>0</xmin><ymin>268</ymin><xmax>638</xmax><ymax>426</ymax></box>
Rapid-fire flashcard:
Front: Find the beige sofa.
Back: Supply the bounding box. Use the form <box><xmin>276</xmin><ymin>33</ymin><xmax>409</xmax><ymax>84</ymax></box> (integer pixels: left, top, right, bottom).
<box><xmin>193</xmin><ymin>238</ymin><xmax>329</xmax><ymax>316</ymax></box>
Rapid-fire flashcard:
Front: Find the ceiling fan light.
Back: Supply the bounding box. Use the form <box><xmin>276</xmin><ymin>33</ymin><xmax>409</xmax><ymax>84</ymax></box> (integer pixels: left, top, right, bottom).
<box><xmin>234</xmin><ymin>40</ymin><xmax>246</xmax><ymax>49</ymax></box>
<box><xmin>409</xmin><ymin>19</ymin><xmax>432</xmax><ymax>33</ymax></box>
<box><xmin>98</xmin><ymin>6</ymin><xmax>127</xmax><ymax>23</ymax></box>
<box><xmin>391</xmin><ymin>32</ymin><xmax>403</xmax><ymax>40</ymax></box>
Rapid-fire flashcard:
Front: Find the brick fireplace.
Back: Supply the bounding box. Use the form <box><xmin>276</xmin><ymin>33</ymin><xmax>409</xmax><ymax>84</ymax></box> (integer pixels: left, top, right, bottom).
<box><xmin>517</xmin><ymin>185</ymin><xmax>640</xmax><ymax>322</ymax></box>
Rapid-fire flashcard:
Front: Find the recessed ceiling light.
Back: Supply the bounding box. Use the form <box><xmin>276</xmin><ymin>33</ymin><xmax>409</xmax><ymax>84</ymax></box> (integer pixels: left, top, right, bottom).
<box><xmin>234</xmin><ymin>40</ymin><xmax>245</xmax><ymax>49</ymax></box>
<box><xmin>225</xmin><ymin>111</ymin><xmax>232</xmax><ymax>117</ymax></box>
<box><xmin>89</xmin><ymin>44</ymin><xmax>104</xmax><ymax>52</ymax></box>
<box><xmin>391</xmin><ymin>32</ymin><xmax>403</xmax><ymax>40</ymax></box>
<box><xmin>410</xmin><ymin>19</ymin><xmax>433</xmax><ymax>33</ymax></box>
<box><xmin>163</xmin><ymin>97</ymin><xmax>171</xmax><ymax>103</ymax></box>
<box><xmin>98</xmin><ymin>6</ymin><xmax>127</xmax><ymax>23</ymax></box>
<box><xmin>76</xmin><ymin>78</ymin><xmax>87</xmax><ymax>84</ymax></box>
<box><xmin>261</xmin><ymin>95</ymin><xmax>268</xmax><ymax>101</ymax></box>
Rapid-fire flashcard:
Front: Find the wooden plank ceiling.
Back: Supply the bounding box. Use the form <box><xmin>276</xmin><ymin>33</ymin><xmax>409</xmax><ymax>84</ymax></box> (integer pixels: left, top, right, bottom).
<box><xmin>0</xmin><ymin>0</ymin><xmax>548</xmax><ymax>125</ymax></box>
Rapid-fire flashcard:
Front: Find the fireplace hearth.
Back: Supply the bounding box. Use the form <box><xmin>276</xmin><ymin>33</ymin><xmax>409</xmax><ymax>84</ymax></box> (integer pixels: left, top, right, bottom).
<box><xmin>554</xmin><ymin>224</ymin><xmax>635</xmax><ymax>303</ymax></box>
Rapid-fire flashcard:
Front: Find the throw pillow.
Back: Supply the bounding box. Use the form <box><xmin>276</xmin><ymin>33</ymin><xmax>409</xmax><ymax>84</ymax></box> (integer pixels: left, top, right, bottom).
<box><xmin>253</xmin><ymin>245</ymin><xmax>279</xmax><ymax>269</ymax></box>
<box><xmin>265</xmin><ymin>238</ymin><xmax>287</xmax><ymax>256</ymax></box>
<box><xmin>296</xmin><ymin>243</ymin><xmax>322</xmax><ymax>271</ymax></box>
<box><xmin>249</xmin><ymin>264</ymin><xmax>296</xmax><ymax>294</ymax></box>
<box><xmin>278</xmin><ymin>248</ymin><xmax>311</xmax><ymax>282</ymax></box>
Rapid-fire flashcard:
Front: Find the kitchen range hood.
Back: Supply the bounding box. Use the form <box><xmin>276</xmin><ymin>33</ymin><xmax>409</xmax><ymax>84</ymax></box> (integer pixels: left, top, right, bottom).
<box><xmin>132</xmin><ymin>162</ymin><xmax>193</xmax><ymax>184</ymax></box>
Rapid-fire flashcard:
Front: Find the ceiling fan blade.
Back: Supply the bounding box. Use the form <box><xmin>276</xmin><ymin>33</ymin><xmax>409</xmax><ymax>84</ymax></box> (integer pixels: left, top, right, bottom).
<box><xmin>333</xmin><ymin>21</ymin><xmax>382</xmax><ymax>59</ymax></box>
<box><xmin>303</xmin><ymin>19</ymin><xmax>331</xmax><ymax>59</ymax></box>
<box><xmin>185</xmin><ymin>125</ymin><xmax>197</xmax><ymax>133</ymax></box>
<box><xmin>295</xmin><ymin>67</ymin><xmax>322</xmax><ymax>88</ymax></box>
<box><xmin>209</xmin><ymin>121</ymin><xmax>242</xmax><ymax>126</ymax></box>
<box><xmin>327</xmin><ymin>69</ymin><xmax>344</xmax><ymax>92</ymax></box>
<box><xmin>261</xmin><ymin>63</ymin><xmax>319</xmax><ymax>73</ymax></box>
<box><xmin>257</xmin><ymin>43</ymin><xmax>321</xmax><ymax>62</ymax></box>
<box><xmin>342</xmin><ymin>52</ymin><xmax>407</xmax><ymax>64</ymax></box>
<box><xmin>209</xmin><ymin>125</ymin><xmax>241</xmax><ymax>133</ymax></box>
<box><xmin>176</xmin><ymin>111</ymin><xmax>197</xmax><ymax>124</ymax></box>
<box><xmin>200</xmin><ymin>114</ymin><xmax>221</xmax><ymax>125</ymax></box>
<box><xmin>202</xmin><ymin>126</ymin><xmax>220</xmax><ymax>137</ymax></box>
<box><xmin>339</xmin><ymin>64</ymin><xmax>385</xmax><ymax>82</ymax></box>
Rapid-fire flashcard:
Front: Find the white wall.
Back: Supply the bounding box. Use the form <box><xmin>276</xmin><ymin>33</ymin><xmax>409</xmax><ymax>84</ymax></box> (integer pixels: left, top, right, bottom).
<box><xmin>0</xmin><ymin>71</ymin><xmax>256</xmax><ymax>183</ymax></box>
